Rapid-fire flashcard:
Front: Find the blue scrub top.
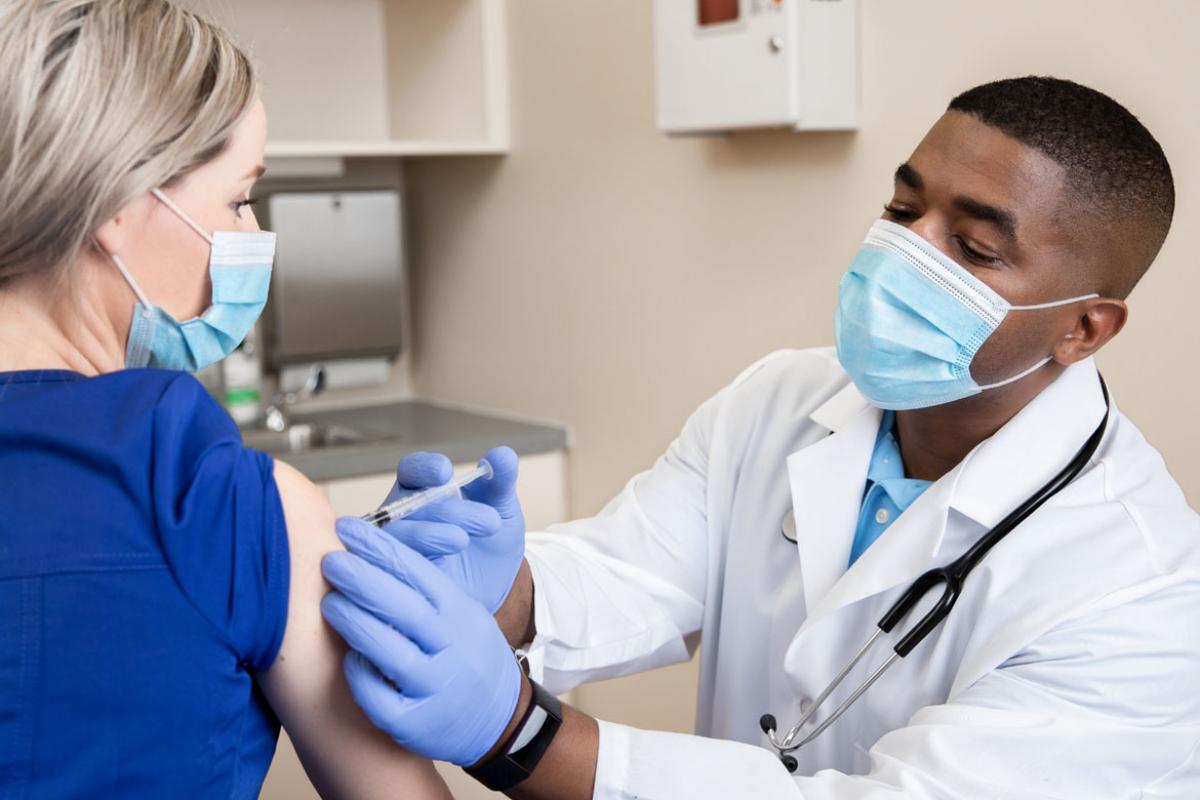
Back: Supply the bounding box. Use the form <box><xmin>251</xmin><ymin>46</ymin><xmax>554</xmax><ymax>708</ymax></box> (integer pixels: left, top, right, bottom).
<box><xmin>0</xmin><ymin>369</ymin><xmax>290</xmax><ymax>799</ymax></box>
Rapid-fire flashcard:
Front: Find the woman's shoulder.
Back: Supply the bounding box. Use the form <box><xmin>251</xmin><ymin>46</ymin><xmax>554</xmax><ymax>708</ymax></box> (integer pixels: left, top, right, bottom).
<box><xmin>0</xmin><ymin>366</ymin><xmax>287</xmax><ymax>667</ymax></box>
<box><xmin>128</xmin><ymin>369</ymin><xmax>245</xmax><ymax>453</ymax></box>
<box><xmin>0</xmin><ymin>367</ymin><xmax>230</xmax><ymax>439</ymax></box>
<box><xmin>104</xmin><ymin>368</ymin><xmax>233</xmax><ymax>428</ymax></box>
<box><xmin>10</xmin><ymin>367</ymin><xmax>288</xmax><ymax>665</ymax></box>
<box><xmin>122</xmin><ymin>369</ymin><xmax>289</xmax><ymax>670</ymax></box>
<box><xmin>0</xmin><ymin>367</ymin><xmax>259</xmax><ymax>496</ymax></box>
<box><xmin>84</xmin><ymin>368</ymin><xmax>253</xmax><ymax>466</ymax></box>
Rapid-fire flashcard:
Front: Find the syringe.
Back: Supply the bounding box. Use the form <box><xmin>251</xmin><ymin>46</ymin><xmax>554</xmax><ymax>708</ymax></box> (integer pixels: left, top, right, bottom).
<box><xmin>361</xmin><ymin>460</ymin><xmax>495</xmax><ymax>527</ymax></box>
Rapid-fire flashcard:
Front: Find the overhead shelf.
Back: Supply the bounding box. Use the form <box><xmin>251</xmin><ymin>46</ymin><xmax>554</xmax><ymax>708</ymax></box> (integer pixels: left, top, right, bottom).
<box><xmin>184</xmin><ymin>0</ymin><xmax>510</xmax><ymax>159</ymax></box>
<box><xmin>264</xmin><ymin>139</ymin><xmax>508</xmax><ymax>159</ymax></box>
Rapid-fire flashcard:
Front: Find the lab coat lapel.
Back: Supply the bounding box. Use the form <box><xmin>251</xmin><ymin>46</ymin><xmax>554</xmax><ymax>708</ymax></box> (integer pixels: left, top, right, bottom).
<box><xmin>791</xmin><ymin>358</ymin><xmax>1107</xmax><ymax>635</ymax></box>
<box><xmin>786</xmin><ymin>384</ymin><xmax>880</xmax><ymax>617</ymax></box>
<box><xmin>801</xmin><ymin>471</ymin><xmax>959</xmax><ymax>632</ymax></box>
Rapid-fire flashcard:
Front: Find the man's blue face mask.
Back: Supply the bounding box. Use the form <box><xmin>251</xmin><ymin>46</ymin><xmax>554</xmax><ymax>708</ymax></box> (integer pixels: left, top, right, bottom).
<box><xmin>109</xmin><ymin>188</ymin><xmax>275</xmax><ymax>373</ymax></box>
<box><xmin>835</xmin><ymin>219</ymin><xmax>1098</xmax><ymax>410</ymax></box>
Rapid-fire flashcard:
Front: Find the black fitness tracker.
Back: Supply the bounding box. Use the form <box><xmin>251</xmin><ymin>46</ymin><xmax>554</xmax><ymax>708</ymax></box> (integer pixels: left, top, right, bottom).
<box><xmin>466</xmin><ymin>656</ymin><xmax>564</xmax><ymax>792</ymax></box>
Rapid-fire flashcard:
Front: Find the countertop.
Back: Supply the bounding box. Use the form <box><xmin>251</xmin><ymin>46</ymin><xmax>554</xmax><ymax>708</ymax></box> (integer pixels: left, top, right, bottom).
<box><xmin>246</xmin><ymin>400</ymin><xmax>569</xmax><ymax>483</ymax></box>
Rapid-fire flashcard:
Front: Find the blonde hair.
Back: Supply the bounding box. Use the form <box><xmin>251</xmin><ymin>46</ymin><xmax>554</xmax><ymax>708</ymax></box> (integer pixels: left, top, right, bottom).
<box><xmin>0</xmin><ymin>0</ymin><xmax>256</xmax><ymax>284</ymax></box>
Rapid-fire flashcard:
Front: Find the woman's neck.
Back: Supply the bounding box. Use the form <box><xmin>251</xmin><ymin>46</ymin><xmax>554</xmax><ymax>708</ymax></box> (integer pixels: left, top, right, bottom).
<box><xmin>0</xmin><ymin>259</ymin><xmax>130</xmax><ymax>376</ymax></box>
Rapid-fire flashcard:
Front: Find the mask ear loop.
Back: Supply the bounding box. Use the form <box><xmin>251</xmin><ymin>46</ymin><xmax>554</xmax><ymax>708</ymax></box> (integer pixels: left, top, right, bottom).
<box><xmin>150</xmin><ymin>188</ymin><xmax>214</xmax><ymax>244</ymax></box>
<box><xmin>1008</xmin><ymin>293</ymin><xmax>1100</xmax><ymax>310</ymax></box>
<box><xmin>108</xmin><ymin>251</ymin><xmax>153</xmax><ymax>309</ymax></box>
<box><xmin>106</xmin><ymin>188</ymin><xmax>215</xmax><ymax>309</ymax></box>
<box><xmin>976</xmin><ymin>293</ymin><xmax>1102</xmax><ymax>391</ymax></box>
<box><xmin>976</xmin><ymin>356</ymin><xmax>1053</xmax><ymax>391</ymax></box>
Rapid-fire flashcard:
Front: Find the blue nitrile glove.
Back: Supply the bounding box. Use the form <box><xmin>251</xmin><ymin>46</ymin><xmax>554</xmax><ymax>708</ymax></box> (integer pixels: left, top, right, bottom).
<box><xmin>321</xmin><ymin>516</ymin><xmax>523</xmax><ymax>767</ymax></box>
<box><xmin>380</xmin><ymin>446</ymin><xmax>526</xmax><ymax>613</ymax></box>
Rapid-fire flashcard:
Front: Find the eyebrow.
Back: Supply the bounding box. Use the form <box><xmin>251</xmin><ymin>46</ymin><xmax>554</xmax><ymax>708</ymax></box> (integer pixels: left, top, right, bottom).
<box><xmin>895</xmin><ymin>162</ymin><xmax>923</xmax><ymax>190</ymax></box>
<box><xmin>243</xmin><ymin>165</ymin><xmax>266</xmax><ymax>180</ymax></box>
<box><xmin>953</xmin><ymin>196</ymin><xmax>1018</xmax><ymax>245</ymax></box>
<box><xmin>894</xmin><ymin>161</ymin><xmax>1018</xmax><ymax>246</ymax></box>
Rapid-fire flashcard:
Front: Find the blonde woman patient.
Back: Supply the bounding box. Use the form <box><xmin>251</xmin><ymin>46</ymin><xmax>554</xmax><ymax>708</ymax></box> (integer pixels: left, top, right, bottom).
<box><xmin>0</xmin><ymin>1</ymin><xmax>458</xmax><ymax>797</ymax></box>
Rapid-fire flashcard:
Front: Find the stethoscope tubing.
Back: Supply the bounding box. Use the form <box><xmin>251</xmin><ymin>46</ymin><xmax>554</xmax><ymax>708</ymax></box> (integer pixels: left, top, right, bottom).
<box><xmin>764</xmin><ymin>377</ymin><xmax>1112</xmax><ymax>769</ymax></box>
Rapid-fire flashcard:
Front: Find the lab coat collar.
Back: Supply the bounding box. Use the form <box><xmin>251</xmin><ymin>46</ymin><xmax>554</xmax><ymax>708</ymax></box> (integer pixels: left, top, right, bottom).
<box><xmin>808</xmin><ymin>379</ymin><xmax>869</xmax><ymax>433</ymax></box>
<box><xmin>950</xmin><ymin>359</ymin><xmax>1107</xmax><ymax>529</ymax></box>
<box><xmin>786</xmin><ymin>358</ymin><xmax>1108</xmax><ymax>629</ymax></box>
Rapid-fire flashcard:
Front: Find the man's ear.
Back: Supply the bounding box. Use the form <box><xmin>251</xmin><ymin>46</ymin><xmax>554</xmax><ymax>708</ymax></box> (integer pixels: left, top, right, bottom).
<box><xmin>1053</xmin><ymin>298</ymin><xmax>1128</xmax><ymax>364</ymax></box>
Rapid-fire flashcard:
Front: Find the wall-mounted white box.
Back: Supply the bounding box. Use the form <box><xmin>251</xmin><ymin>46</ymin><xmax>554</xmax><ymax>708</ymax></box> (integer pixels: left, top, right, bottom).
<box><xmin>654</xmin><ymin>0</ymin><xmax>859</xmax><ymax>134</ymax></box>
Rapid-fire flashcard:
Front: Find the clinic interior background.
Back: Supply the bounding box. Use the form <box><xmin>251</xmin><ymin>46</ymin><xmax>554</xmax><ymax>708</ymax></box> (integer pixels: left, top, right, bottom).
<box><xmin>393</xmin><ymin>0</ymin><xmax>1200</xmax><ymax>736</ymax></box>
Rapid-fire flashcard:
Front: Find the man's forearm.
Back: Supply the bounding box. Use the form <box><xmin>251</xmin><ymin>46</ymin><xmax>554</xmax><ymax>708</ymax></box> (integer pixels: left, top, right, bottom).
<box><xmin>484</xmin><ymin>559</ymin><xmax>599</xmax><ymax>799</ymax></box>
<box><xmin>496</xmin><ymin>557</ymin><xmax>537</xmax><ymax>648</ymax></box>
<box><xmin>470</xmin><ymin>672</ymin><xmax>599</xmax><ymax>800</ymax></box>
<box><xmin>509</xmin><ymin>693</ymin><xmax>599</xmax><ymax>800</ymax></box>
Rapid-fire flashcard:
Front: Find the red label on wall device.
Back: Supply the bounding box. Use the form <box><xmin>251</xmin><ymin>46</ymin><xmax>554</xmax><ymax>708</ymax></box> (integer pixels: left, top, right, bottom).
<box><xmin>698</xmin><ymin>0</ymin><xmax>739</xmax><ymax>26</ymax></box>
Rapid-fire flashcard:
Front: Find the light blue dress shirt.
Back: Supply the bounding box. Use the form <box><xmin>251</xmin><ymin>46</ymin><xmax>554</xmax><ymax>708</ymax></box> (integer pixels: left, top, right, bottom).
<box><xmin>849</xmin><ymin>411</ymin><xmax>933</xmax><ymax>566</ymax></box>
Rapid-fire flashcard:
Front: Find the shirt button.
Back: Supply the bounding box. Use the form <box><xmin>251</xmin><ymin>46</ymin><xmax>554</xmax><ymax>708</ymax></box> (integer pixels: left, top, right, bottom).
<box><xmin>875</xmin><ymin>508</ymin><xmax>890</xmax><ymax>524</ymax></box>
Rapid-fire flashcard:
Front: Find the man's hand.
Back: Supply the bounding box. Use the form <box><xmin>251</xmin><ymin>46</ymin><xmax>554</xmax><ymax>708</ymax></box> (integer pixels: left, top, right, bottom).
<box><xmin>379</xmin><ymin>446</ymin><xmax>526</xmax><ymax>614</ymax></box>
<box><xmin>321</xmin><ymin>517</ymin><xmax>525</xmax><ymax>767</ymax></box>
<box><xmin>322</xmin><ymin>516</ymin><xmax>598</xmax><ymax>799</ymax></box>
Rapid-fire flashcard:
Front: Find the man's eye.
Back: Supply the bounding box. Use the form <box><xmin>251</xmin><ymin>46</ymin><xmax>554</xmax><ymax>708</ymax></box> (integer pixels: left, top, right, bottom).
<box><xmin>883</xmin><ymin>204</ymin><xmax>918</xmax><ymax>222</ymax></box>
<box><xmin>956</xmin><ymin>238</ymin><xmax>1000</xmax><ymax>265</ymax></box>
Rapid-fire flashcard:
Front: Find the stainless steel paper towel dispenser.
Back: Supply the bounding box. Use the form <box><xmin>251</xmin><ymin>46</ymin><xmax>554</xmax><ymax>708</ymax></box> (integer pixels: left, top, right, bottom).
<box><xmin>263</xmin><ymin>190</ymin><xmax>406</xmax><ymax>366</ymax></box>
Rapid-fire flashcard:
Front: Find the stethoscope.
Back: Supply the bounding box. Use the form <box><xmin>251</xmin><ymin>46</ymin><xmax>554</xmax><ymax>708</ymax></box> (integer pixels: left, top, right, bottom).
<box><xmin>761</xmin><ymin>378</ymin><xmax>1111</xmax><ymax>774</ymax></box>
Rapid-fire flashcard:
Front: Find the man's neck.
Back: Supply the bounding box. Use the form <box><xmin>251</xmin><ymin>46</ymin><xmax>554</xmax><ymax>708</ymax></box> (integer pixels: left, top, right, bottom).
<box><xmin>894</xmin><ymin>366</ymin><xmax>1065</xmax><ymax>482</ymax></box>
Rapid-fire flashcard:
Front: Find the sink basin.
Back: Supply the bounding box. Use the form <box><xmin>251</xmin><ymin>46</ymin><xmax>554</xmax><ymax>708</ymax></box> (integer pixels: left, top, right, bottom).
<box><xmin>241</xmin><ymin>422</ymin><xmax>369</xmax><ymax>455</ymax></box>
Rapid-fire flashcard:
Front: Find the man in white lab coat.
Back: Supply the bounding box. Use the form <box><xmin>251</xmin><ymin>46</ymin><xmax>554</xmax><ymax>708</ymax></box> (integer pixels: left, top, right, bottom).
<box><xmin>319</xmin><ymin>77</ymin><xmax>1200</xmax><ymax>798</ymax></box>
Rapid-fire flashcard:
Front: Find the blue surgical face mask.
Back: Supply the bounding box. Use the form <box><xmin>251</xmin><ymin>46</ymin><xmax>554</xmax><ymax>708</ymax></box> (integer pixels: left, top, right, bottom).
<box><xmin>109</xmin><ymin>188</ymin><xmax>275</xmax><ymax>372</ymax></box>
<box><xmin>835</xmin><ymin>219</ymin><xmax>1097</xmax><ymax>410</ymax></box>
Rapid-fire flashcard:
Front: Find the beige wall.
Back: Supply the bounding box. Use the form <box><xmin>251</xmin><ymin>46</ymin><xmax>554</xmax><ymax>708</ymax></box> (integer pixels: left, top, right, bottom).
<box><xmin>405</xmin><ymin>0</ymin><xmax>1200</xmax><ymax>734</ymax></box>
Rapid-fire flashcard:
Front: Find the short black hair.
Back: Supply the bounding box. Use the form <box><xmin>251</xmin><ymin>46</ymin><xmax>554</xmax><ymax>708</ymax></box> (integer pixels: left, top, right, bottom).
<box><xmin>948</xmin><ymin>76</ymin><xmax>1174</xmax><ymax>297</ymax></box>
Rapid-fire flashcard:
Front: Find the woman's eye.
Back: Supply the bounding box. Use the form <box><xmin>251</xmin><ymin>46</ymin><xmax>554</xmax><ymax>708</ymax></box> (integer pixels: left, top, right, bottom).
<box><xmin>883</xmin><ymin>204</ymin><xmax>918</xmax><ymax>222</ymax></box>
<box><xmin>231</xmin><ymin>198</ymin><xmax>259</xmax><ymax>217</ymax></box>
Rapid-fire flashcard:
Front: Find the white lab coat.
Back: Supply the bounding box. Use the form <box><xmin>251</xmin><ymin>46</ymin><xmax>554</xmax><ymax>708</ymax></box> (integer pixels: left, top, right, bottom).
<box><xmin>523</xmin><ymin>348</ymin><xmax>1200</xmax><ymax>799</ymax></box>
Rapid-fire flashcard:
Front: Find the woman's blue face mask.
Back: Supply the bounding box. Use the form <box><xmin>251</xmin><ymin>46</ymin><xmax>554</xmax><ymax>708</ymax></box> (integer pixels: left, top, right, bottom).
<box><xmin>834</xmin><ymin>219</ymin><xmax>1097</xmax><ymax>410</ymax></box>
<box><xmin>108</xmin><ymin>188</ymin><xmax>275</xmax><ymax>372</ymax></box>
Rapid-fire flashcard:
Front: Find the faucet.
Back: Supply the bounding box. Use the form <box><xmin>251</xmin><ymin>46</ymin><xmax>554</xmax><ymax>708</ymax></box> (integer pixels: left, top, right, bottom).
<box><xmin>264</xmin><ymin>364</ymin><xmax>326</xmax><ymax>432</ymax></box>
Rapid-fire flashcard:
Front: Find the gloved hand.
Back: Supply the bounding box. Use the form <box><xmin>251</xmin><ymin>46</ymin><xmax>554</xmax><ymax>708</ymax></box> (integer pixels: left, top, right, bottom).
<box><xmin>379</xmin><ymin>446</ymin><xmax>526</xmax><ymax>613</ymax></box>
<box><xmin>321</xmin><ymin>516</ymin><xmax>523</xmax><ymax>767</ymax></box>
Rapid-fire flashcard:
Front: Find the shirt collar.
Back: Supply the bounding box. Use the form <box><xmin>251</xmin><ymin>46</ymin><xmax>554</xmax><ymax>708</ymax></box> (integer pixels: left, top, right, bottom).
<box><xmin>867</xmin><ymin>410</ymin><xmax>932</xmax><ymax>510</ymax></box>
<box><xmin>807</xmin><ymin>358</ymin><xmax>1109</xmax><ymax>527</ymax></box>
<box><xmin>0</xmin><ymin>369</ymin><xmax>85</xmax><ymax>385</ymax></box>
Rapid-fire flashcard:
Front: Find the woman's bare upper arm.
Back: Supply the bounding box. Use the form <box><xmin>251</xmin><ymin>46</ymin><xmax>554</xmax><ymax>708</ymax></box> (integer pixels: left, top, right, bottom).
<box><xmin>256</xmin><ymin>460</ymin><xmax>451</xmax><ymax>800</ymax></box>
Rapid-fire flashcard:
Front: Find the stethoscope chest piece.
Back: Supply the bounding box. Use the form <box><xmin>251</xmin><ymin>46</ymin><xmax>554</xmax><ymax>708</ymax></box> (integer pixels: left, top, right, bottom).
<box><xmin>781</xmin><ymin>510</ymin><xmax>797</xmax><ymax>544</ymax></box>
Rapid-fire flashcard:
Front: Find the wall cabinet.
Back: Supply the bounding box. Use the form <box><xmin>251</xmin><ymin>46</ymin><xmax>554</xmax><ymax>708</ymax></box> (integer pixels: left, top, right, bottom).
<box><xmin>182</xmin><ymin>0</ymin><xmax>509</xmax><ymax>158</ymax></box>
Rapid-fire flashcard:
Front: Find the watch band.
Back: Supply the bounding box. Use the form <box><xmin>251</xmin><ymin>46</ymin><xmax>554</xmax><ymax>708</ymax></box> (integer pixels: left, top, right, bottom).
<box><xmin>466</xmin><ymin>677</ymin><xmax>564</xmax><ymax>792</ymax></box>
